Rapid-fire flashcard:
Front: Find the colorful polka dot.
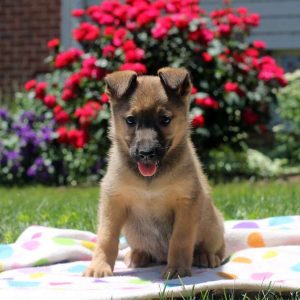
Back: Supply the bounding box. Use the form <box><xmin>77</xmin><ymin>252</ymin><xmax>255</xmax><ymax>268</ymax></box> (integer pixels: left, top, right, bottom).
<box><xmin>269</xmin><ymin>216</ymin><xmax>294</xmax><ymax>226</ymax></box>
<box><xmin>8</xmin><ymin>280</ymin><xmax>40</xmax><ymax>288</ymax></box>
<box><xmin>263</xmin><ymin>250</ymin><xmax>278</xmax><ymax>259</ymax></box>
<box><xmin>129</xmin><ymin>278</ymin><xmax>150</xmax><ymax>284</ymax></box>
<box><xmin>251</xmin><ymin>272</ymin><xmax>273</xmax><ymax>280</ymax></box>
<box><xmin>22</xmin><ymin>240</ymin><xmax>40</xmax><ymax>251</ymax></box>
<box><xmin>49</xmin><ymin>282</ymin><xmax>72</xmax><ymax>286</ymax></box>
<box><xmin>29</xmin><ymin>272</ymin><xmax>46</xmax><ymax>279</ymax></box>
<box><xmin>33</xmin><ymin>258</ymin><xmax>49</xmax><ymax>267</ymax></box>
<box><xmin>291</xmin><ymin>263</ymin><xmax>300</xmax><ymax>272</ymax></box>
<box><xmin>52</xmin><ymin>237</ymin><xmax>76</xmax><ymax>246</ymax></box>
<box><xmin>0</xmin><ymin>245</ymin><xmax>13</xmax><ymax>259</ymax></box>
<box><xmin>231</xmin><ymin>256</ymin><xmax>252</xmax><ymax>264</ymax></box>
<box><xmin>67</xmin><ymin>264</ymin><xmax>86</xmax><ymax>273</ymax></box>
<box><xmin>233</xmin><ymin>221</ymin><xmax>259</xmax><ymax>229</ymax></box>
<box><xmin>247</xmin><ymin>232</ymin><xmax>265</xmax><ymax>248</ymax></box>
<box><xmin>81</xmin><ymin>241</ymin><xmax>95</xmax><ymax>251</ymax></box>
<box><xmin>31</xmin><ymin>232</ymin><xmax>42</xmax><ymax>239</ymax></box>
<box><xmin>218</xmin><ymin>271</ymin><xmax>237</xmax><ymax>279</ymax></box>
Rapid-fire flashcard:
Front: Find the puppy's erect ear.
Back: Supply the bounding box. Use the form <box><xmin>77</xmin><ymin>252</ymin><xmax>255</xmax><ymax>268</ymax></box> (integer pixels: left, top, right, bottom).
<box><xmin>104</xmin><ymin>70</ymin><xmax>137</xmax><ymax>99</ymax></box>
<box><xmin>157</xmin><ymin>67</ymin><xmax>192</xmax><ymax>97</ymax></box>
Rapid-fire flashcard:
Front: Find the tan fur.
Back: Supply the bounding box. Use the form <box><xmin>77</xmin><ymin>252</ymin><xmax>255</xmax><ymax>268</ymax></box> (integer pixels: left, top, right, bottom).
<box><xmin>84</xmin><ymin>68</ymin><xmax>225</xmax><ymax>279</ymax></box>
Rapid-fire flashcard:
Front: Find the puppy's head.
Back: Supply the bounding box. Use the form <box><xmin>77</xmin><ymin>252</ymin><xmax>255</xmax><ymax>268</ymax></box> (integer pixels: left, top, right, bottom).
<box><xmin>105</xmin><ymin>67</ymin><xmax>192</xmax><ymax>178</ymax></box>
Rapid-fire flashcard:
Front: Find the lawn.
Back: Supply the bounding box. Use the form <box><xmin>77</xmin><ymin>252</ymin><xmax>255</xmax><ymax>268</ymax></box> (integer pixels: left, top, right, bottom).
<box><xmin>1</xmin><ymin>180</ymin><xmax>300</xmax><ymax>244</ymax></box>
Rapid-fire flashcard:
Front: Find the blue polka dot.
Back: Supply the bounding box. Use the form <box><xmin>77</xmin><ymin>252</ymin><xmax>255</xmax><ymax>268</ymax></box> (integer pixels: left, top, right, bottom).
<box><xmin>0</xmin><ymin>245</ymin><xmax>13</xmax><ymax>259</ymax></box>
<box><xmin>8</xmin><ymin>280</ymin><xmax>40</xmax><ymax>288</ymax></box>
<box><xmin>67</xmin><ymin>264</ymin><xmax>86</xmax><ymax>273</ymax></box>
<box><xmin>291</xmin><ymin>263</ymin><xmax>300</xmax><ymax>272</ymax></box>
<box><xmin>165</xmin><ymin>283</ymin><xmax>182</xmax><ymax>287</ymax></box>
<box><xmin>269</xmin><ymin>216</ymin><xmax>294</xmax><ymax>226</ymax></box>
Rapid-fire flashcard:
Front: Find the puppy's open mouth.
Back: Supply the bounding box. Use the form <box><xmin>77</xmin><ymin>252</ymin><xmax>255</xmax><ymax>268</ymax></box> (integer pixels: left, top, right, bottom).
<box><xmin>137</xmin><ymin>162</ymin><xmax>158</xmax><ymax>177</ymax></box>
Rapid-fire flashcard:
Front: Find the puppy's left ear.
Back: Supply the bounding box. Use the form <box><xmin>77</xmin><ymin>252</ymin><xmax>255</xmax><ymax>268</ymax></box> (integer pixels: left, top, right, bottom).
<box><xmin>104</xmin><ymin>70</ymin><xmax>137</xmax><ymax>100</ymax></box>
<box><xmin>158</xmin><ymin>67</ymin><xmax>191</xmax><ymax>97</ymax></box>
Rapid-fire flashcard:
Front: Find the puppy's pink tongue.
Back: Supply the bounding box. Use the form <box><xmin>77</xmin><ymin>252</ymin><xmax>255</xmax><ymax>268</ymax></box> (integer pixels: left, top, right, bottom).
<box><xmin>137</xmin><ymin>162</ymin><xmax>157</xmax><ymax>177</ymax></box>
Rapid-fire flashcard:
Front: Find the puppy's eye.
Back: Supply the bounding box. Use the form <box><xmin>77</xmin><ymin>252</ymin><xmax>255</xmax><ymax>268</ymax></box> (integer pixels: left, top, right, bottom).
<box><xmin>160</xmin><ymin>115</ymin><xmax>172</xmax><ymax>126</ymax></box>
<box><xmin>125</xmin><ymin>116</ymin><xmax>136</xmax><ymax>127</ymax></box>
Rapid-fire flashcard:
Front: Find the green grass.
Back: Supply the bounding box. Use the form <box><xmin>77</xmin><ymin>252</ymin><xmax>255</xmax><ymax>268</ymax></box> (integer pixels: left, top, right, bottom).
<box><xmin>1</xmin><ymin>180</ymin><xmax>300</xmax><ymax>243</ymax></box>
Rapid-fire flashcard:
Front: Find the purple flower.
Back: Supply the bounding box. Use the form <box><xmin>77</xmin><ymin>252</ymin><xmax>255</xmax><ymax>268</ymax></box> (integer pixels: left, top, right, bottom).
<box><xmin>26</xmin><ymin>166</ymin><xmax>37</xmax><ymax>177</ymax></box>
<box><xmin>19</xmin><ymin>111</ymin><xmax>36</xmax><ymax>123</ymax></box>
<box><xmin>6</xmin><ymin>150</ymin><xmax>20</xmax><ymax>161</ymax></box>
<box><xmin>0</xmin><ymin>108</ymin><xmax>9</xmax><ymax>120</ymax></box>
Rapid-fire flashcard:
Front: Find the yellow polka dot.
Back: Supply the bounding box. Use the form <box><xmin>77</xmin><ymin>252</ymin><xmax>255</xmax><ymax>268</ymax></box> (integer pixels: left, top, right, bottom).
<box><xmin>81</xmin><ymin>241</ymin><xmax>95</xmax><ymax>251</ymax></box>
<box><xmin>263</xmin><ymin>250</ymin><xmax>278</xmax><ymax>259</ymax></box>
<box><xmin>218</xmin><ymin>271</ymin><xmax>238</xmax><ymax>279</ymax></box>
<box><xmin>231</xmin><ymin>256</ymin><xmax>252</xmax><ymax>264</ymax></box>
<box><xmin>0</xmin><ymin>262</ymin><xmax>4</xmax><ymax>272</ymax></box>
<box><xmin>29</xmin><ymin>272</ymin><xmax>45</xmax><ymax>279</ymax></box>
<box><xmin>247</xmin><ymin>232</ymin><xmax>265</xmax><ymax>248</ymax></box>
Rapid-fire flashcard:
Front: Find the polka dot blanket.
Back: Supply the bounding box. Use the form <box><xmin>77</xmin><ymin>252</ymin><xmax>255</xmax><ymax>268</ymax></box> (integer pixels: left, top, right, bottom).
<box><xmin>1</xmin><ymin>216</ymin><xmax>300</xmax><ymax>299</ymax></box>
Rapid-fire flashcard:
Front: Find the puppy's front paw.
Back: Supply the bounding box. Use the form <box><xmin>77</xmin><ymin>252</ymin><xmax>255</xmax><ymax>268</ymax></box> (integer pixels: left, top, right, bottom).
<box><xmin>162</xmin><ymin>265</ymin><xmax>191</xmax><ymax>279</ymax></box>
<box><xmin>83</xmin><ymin>261</ymin><xmax>113</xmax><ymax>277</ymax></box>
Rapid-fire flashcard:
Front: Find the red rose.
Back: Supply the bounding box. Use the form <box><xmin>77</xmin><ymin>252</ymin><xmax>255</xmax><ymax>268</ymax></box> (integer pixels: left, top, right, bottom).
<box><xmin>55</xmin><ymin>48</ymin><xmax>83</xmax><ymax>69</ymax></box>
<box><xmin>64</xmin><ymin>72</ymin><xmax>83</xmax><ymax>89</ymax></box>
<box><xmin>113</xmin><ymin>28</ymin><xmax>127</xmax><ymax>46</ymax></box>
<box><xmin>56</xmin><ymin>127</ymin><xmax>69</xmax><ymax>144</ymax></box>
<box><xmin>237</xmin><ymin>7</ymin><xmax>248</xmax><ymax>15</ymax></box>
<box><xmin>191</xmin><ymin>86</ymin><xmax>198</xmax><ymax>95</ymax></box>
<box><xmin>192</xmin><ymin>115</ymin><xmax>205</xmax><ymax>128</ymax></box>
<box><xmin>122</xmin><ymin>40</ymin><xmax>136</xmax><ymax>51</ymax></box>
<box><xmin>253</xmin><ymin>40</ymin><xmax>266</xmax><ymax>49</ymax></box>
<box><xmin>119</xmin><ymin>63</ymin><xmax>147</xmax><ymax>74</ymax></box>
<box><xmin>201</xmin><ymin>52</ymin><xmax>213</xmax><ymax>62</ymax></box>
<box><xmin>242</xmin><ymin>107</ymin><xmax>259</xmax><ymax>125</ymax></box>
<box><xmin>218</xmin><ymin>24</ymin><xmax>231</xmax><ymax>37</ymax></box>
<box><xmin>102</xmin><ymin>45</ymin><xmax>116</xmax><ymax>58</ymax></box>
<box><xmin>125</xmin><ymin>48</ymin><xmax>145</xmax><ymax>62</ymax></box>
<box><xmin>54</xmin><ymin>106</ymin><xmax>70</xmax><ymax>124</ymax></box>
<box><xmin>224</xmin><ymin>82</ymin><xmax>239</xmax><ymax>93</ymax></box>
<box><xmin>72</xmin><ymin>9</ymin><xmax>85</xmax><ymax>17</ymax></box>
<box><xmin>62</xmin><ymin>89</ymin><xmax>75</xmax><ymax>101</ymax></box>
<box><xmin>195</xmin><ymin>97</ymin><xmax>219</xmax><ymax>109</ymax></box>
<box><xmin>35</xmin><ymin>82</ymin><xmax>47</xmax><ymax>100</ymax></box>
<box><xmin>47</xmin><ymin>38</ymin><xmax>60</xmax><ymax>49</ymax></box>
<box><xmin>101</xmin><ymin>93</ymin><xmax>109</xmax><ymax>104</ymax></box>
<box><xmin>244</xmin><ymin>13</ymin><xmax>260</xmax><ymax>27</ymax></box>
<box><xmin>73</xmin><ymin>22</ymin><xmax>100</xmax><ymax>41</ymax></box>
<box><xmin>172</xmin><ymin>13</ymin><xmax>189</xmax><ymax>29</ymax></box>
<box><xmin>24</xmin><ymin>79</ymin><xmax>36</xmax><ymax>91</ymax></box>
<box><xmin>68</xmin><ymin>129</ymin><xmax>88</xmax><ymax>148</ymax></box>
<box><xmin>103</xmin><ymin>26</ymin><xmax>115</xmax><ymax>37</ymax></box>
<box><xmin>44</xmin><ymin>95</ymin><xmax>56</xmax><ymax>108</ymax></box>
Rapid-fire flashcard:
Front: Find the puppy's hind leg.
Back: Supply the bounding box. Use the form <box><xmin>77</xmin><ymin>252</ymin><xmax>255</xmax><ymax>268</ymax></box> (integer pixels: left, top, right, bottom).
<box><xmin>125</xmin><ymin>249</ymin><xmax>155</xmax><ymax>268</ymax></box>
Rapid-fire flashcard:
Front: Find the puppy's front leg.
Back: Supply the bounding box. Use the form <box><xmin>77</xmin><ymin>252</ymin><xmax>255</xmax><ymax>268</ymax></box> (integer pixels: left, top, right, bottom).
<box><xmin>84</xmin><ymin>194</ymin><xmax>127</xmax><ymax>277</ymax></box>
<box><xmin>162</xmin><ymin>202</ymin><xmax>198</xmax><ymax>279</ymax></box>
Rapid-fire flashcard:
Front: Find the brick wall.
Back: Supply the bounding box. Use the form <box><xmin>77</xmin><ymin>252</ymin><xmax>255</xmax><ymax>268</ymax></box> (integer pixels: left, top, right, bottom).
<box><xmin>0</xmin><ymin>0</ymin><xmax>61</xmax><ymax>99</ymax></box>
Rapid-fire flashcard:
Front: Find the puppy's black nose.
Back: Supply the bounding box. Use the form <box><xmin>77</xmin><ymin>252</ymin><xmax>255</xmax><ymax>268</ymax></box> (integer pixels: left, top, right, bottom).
<box><xmin>138</xmin><ymin>149</ymin><xmax>156</xmax><ymax>160</ymax></box>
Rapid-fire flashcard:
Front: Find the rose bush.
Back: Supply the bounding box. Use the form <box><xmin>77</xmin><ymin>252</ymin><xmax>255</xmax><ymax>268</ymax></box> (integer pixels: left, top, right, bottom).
<box><xmin>4</xmin><ymin>0</ymin><xmax>287</xmax><ymax>184</ymax></box>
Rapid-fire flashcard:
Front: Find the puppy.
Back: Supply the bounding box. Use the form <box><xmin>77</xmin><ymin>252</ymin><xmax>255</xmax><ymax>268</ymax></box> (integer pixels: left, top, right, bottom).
<box><xmin>84</xmin><ymin>67</ymin><xmax>225</xmax><ymax>279</ymax></box>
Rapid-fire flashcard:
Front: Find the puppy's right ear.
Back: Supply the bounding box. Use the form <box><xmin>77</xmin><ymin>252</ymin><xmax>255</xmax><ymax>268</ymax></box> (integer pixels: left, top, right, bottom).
<box><xmin>104</xmin><ymin>71</ymin><xmax>137</xmax><ymax>100</ymax></box>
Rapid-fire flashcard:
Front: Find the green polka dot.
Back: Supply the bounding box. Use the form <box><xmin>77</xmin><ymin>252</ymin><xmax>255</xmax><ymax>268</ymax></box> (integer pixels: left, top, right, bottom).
<box><xmin>52</xmin><ymin>237</ymin><xmax>76</xmax><ymax>246</ymax></box>
<box><xmin>129</xmin><ymin>278</ymin><xmax>150</xmax><ymax>284</ymax></box>
<box><xmin>33</xmin><ymin>258</ymin><xmax>49</xmax><ymax>267</ymax></box>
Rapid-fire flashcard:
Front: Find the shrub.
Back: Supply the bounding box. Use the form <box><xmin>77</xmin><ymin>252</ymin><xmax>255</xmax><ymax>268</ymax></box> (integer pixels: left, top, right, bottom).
<box><xmin>5</xmin><ymin>0</ymin><xmax>287</xmax><ymax>184</ymax></box>
<box><xmin>273</xmin><ymin>70</ymin><xmax>300</xmax><ymax>166</ymax></box>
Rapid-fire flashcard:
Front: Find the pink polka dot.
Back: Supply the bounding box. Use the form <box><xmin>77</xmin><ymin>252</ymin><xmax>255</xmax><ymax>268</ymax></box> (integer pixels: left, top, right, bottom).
<box><xmin>251</xmin><ymin>272</ymin><xmax>273</xmax><ymax>280</ymax></box>
<box><xmin>91</xmin><ymin>237</ymin><xmax>97</xmax><ymax>243</ymax></box>
<box><xmin>22</xmin><ymin>240</ymin><xmax>40</xmax><ymax>250</ymax></box>
<box><xmin>32</xmin><ymin>232</ymin><xmax>42</xmax><ymax>239</ymax></box>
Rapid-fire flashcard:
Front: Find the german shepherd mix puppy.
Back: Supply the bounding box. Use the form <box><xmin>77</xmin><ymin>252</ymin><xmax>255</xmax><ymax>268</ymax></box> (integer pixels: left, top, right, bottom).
<box><xmin>84</xmin><ymin>67</ymin><xmax>225</xmax><ymax>279</ymax></box>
